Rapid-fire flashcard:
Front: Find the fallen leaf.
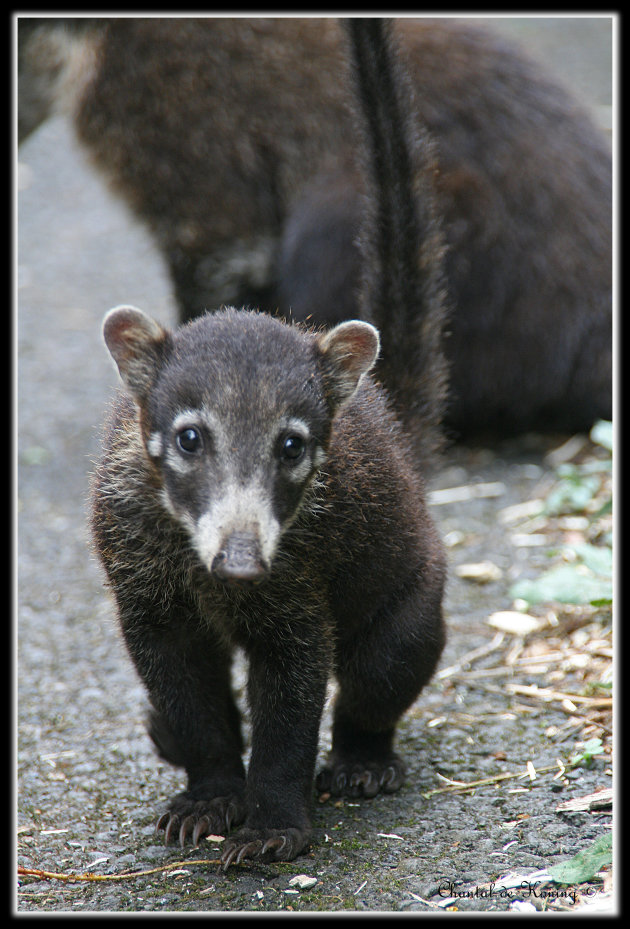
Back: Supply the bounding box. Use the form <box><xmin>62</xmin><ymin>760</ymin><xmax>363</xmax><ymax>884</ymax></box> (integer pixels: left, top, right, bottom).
<box><xmin>544</xmin><ymin>469</ymin><xmax>600</xmax><ymax>515</ymax></box>
<box><xmin>509</xmin><ymin>564</ymin><xmax>612</xmax><ymax>606</ymax></box>
<box><xmin>547</xmin><ymin>833</ymin><xmax>612</xmax><ymax>884</ymax></box>
<box><xmin>567</xmin><ymin>543</ymin><xmax>612</xmax><ymax>577</ymax></box>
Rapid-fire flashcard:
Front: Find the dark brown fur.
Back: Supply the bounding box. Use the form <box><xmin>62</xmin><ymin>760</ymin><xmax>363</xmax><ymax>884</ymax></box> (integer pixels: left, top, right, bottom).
<box><xmin>89</xmin><ymin>310</ymin><xmax>446</xmax><ymax>866</ymax></box>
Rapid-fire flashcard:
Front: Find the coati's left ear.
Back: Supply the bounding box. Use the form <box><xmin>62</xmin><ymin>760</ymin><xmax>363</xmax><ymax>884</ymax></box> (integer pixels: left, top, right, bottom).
<box><xmin>317</xmin><ymin>320</ymin><xmax>380</xmax><ymax>411</ymax></box>
<box><xmin>102</xmin><ymin>305</ymin><xmax>171</xmax><ymax>405</ymax></box>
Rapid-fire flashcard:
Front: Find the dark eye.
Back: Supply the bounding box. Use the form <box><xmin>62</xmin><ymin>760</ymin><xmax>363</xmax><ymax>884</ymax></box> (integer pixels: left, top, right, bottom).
<box><xmin>281</xmin><ymin>434</ymin><xmax>306</xmax><ymax>463</ymax></box>
<box><xmin>176</xmin><ymin>427</ymin><xmax>203</xmax><ymax>454</ymax></box>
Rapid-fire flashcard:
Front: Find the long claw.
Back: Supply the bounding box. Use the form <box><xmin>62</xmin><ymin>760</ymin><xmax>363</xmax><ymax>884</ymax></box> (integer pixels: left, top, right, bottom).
<box><xmin>363</xmin><ymin>771</ymin><xmax>380</xmax><ymax>798</ymax></box>
<box><xmin>225</xmin><ymin>801</ymin><xmax>238</xmax><ymax>832</ymax></box>
<box><xmin>221</xmin><ymin>845</ymin><xmax>240</xmax><ymax>872</ymax></box>
<box><xmin>236</xmin><ymin>840</ymin><xmax>262</xmax><ymax>865</ymax></box>
<box><xmin>164</xmin><ymin>813</ymin><xmax>180</xmax><ymax>845</ymax></box>
<box><xmin>156</xmin><ymin>812</ymin><xmax>170</xmax><ymax>832</ymax></box>
<box><xmin>261</xmin><ymin>835</ymin><xmax>287</xmax><ymax>857</ymax></box>
<box><xmin>380</xmin><ymin>764</ymin><xmax>403</xmax><ymax>792</ymax></box>
<box><xmin>380</xmin><ymin>765</ymin><xmax>395</xmax><ymax>786</ymax></box>
<box><xmin>179</xmin><ymin>814</ymin><xmax>195</xmax><ymax>847</ymax></box>
<box><xmin>192</xmin><ymin>815</ymin><xmax>211</xmax><ymax>847</ymax></box>
<box><xmin>349</xmin><ymin>771</ymin><xmax>367</xmax><ymax>797</ymax></box>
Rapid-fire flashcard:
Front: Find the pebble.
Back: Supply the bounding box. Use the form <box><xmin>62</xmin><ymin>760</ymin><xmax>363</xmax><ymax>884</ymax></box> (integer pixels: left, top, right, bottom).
<box><xmin>288</xmin><ymin>875</ymin><xmax>318</xmax><ymax>890</ymax></box>
<box><xmin>487</xmin><ymin>611</ymin><xmax>544</xmax><ymax>635</ymax></box>
<box><xmin>455</xmin><ymin>561</ymin><xmax>503</xmax><ymax>583</ymax></box>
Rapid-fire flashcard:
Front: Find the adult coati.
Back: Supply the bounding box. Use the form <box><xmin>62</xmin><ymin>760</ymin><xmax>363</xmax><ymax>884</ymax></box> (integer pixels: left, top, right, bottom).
<box><xmin>89</xmin><ymin>19</ymin><xmax>447</xmax><ymax>866</ymax></box>
<box><xmin>18</xmin><ymin>17</ymin><xmax>612</xmax><ymax>437</ymax></box>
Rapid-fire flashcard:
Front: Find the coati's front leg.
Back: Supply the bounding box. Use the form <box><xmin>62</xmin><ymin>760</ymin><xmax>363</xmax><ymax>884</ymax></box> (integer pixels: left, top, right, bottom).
<box><xmin>220</xmin><ymin>631</ymin><xmax>330</xmax><ymax>868</ymax></box>
<box><xmin>113</xmin><ymin>600</ymin><xmax>247</xmax><ymax>846</ymax></box>
<box><xmin>317</xmin><ymin>579</ymin><xmax>445</xmax><ymax>799</ymax></box>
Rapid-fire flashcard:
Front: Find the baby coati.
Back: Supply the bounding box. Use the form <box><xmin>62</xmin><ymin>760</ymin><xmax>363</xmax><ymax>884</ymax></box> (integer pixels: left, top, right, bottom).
<box><xmin>89</xmin><ymin>20</ymin><xmax>447</xmax><ymax>867</ymax></box>
<box><xmin>18</xmin><ymin>17</ymin><xmax>611</xmax><ymax>437</ymax></box>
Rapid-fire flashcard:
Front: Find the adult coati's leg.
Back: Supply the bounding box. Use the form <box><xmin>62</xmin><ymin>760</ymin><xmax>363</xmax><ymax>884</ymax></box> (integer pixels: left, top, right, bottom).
<box><xmin>276</xmin><ymin>164</ymin><xmax>363</xmax><ymax>327</ymax></box>
<box><xmin>168</xmin><ymin>242</ymin><xmax>281</xmax><ymax>325</ymax></box>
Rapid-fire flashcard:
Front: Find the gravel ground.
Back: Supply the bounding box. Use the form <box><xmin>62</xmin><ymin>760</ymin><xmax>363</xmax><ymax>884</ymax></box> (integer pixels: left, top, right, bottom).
<box><xmin>16</xmin><ymin>16</ymin><xmax>614</xmax><ymax>914</ymax></box>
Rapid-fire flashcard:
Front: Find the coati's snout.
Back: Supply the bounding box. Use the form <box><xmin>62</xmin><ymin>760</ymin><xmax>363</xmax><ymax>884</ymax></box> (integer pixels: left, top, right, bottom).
<box><xmin>189</xmin><ymin>485</ymin><xmax>282</xmax><ymax>581</ymax></box>
<box><xmin>211</xmin><ymin>531</ymin><xmax>269</xmax><ymax>584</ymax></box>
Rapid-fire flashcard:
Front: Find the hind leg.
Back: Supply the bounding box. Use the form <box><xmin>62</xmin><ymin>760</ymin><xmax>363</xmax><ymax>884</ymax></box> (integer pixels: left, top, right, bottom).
<box><xmin>317</xmin><ymin>583</ymin><xmax>445</xmax><ymax>798</ymax></box>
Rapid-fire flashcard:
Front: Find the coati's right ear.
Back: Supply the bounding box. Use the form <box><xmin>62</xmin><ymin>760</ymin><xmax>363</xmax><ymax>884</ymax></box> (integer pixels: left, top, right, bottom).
<box><xmin>102</xmin><ymin>305</ymin><xmax>171</xmax><ymax>403</ymax></box>
<box><xmin>317</xmin><ymin>320</ymin><xmax>381</xmax><ymax>412</ymax></box>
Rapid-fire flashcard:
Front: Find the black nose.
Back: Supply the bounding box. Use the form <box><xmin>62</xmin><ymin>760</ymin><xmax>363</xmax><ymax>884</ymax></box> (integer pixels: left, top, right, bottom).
<box><xmin>211</xmin><ymin>533</ymin><xmax>269</xmax><ymax>584</ymax></box>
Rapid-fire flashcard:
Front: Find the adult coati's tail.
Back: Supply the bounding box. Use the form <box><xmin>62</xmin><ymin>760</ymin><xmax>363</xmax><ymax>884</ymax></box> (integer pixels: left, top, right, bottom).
<box><xmin>344</xmin><ymin>18</ymin><xmax>450</xmax><ymax>465</ymax></box>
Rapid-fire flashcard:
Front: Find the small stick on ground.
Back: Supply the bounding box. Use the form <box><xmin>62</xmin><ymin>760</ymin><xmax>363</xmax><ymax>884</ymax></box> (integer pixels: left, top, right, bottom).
<box><xmin>18</xmin><ymin>859</ymin><xmax>222</xmax><ymax>884</ymax></box>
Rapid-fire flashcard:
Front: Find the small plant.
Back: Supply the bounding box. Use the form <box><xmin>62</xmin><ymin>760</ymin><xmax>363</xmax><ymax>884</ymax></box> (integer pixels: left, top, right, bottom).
<box><xmin>568</xmin><ymin>737</ymin><xmax>605</xmax><ymax>768</ymax></box>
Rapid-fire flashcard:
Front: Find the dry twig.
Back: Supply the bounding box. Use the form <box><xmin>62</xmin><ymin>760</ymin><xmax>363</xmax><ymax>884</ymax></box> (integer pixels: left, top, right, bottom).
<box><xmin>422</xmin><ymin>761</ymin><xmax>565</xmax><ymax>799</ymax></box>
<box><xmin>18</xmin><ymin>858</ymin><xmax>221</xmax><ymax>884</ymax></box>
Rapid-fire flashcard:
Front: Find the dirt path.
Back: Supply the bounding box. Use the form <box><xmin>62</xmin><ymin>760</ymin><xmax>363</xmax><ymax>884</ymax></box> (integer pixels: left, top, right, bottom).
<box><xmin>16</xmin><ymin>17</ymin><xmax>613</xmax><ymax>913</ymax></box>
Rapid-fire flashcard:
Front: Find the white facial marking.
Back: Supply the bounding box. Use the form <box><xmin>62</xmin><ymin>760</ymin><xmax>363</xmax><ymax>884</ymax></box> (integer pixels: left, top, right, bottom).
<box><xmin>160</xmin><ymin>486</ymin><xmax>193</xmax><ymax>528</ymax></box>
<box><xmin>146</xmin><ymin>431</ymin><xmax>163</xmax><ymax>458</ymax></box>
<box><xmin>165</xmin><ymin>445</ymin><xmax>195</xmax><ymax>474</ymax></box>
<box><xmin>158</xmin><ymin>408</ymin><xmax>322</xmax><ymax>571</ymax></box>
<box><xmin>313</xmin><ymin>446</ymin><xmax>328</xmax><ymax>469</ymax></box>
<box><xmin>280</xmin><ymin>416</ymin><xmax>311</xmax><ymax>435</ymax></box>
<box><xmin>162</xmin><ymin>407</ymin><xmax>223</xmax><ymax>475</ymax></box>
<box><xmin>284</xmin><ymin>456</ymin><xmax>314</xmax><ymax>484</ymax></box>
<box><xmin>172</xmin><ymin>408</ymin><xmax>222</xmax><ymax>436</ymax></box>
<box><xmin>192</xmin><ymin>481</ymin><xmax>281</xmax><ymax>571</ymax></box>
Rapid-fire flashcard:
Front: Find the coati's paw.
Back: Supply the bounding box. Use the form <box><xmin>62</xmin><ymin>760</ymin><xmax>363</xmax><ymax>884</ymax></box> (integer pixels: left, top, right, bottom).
<box><xmin>315</xmin><ymin>755</ymin><xmax>406</xmax><ymax>798</ymax></box>
<box><xmin>220</xmin><ymin>826</ymin><xmax>310</xmax><ymax>870</ymax></box>
<box><xmin>157</xmin><ymin>790</ymin><xmax>246</xmax><ymax>847</ymax></box>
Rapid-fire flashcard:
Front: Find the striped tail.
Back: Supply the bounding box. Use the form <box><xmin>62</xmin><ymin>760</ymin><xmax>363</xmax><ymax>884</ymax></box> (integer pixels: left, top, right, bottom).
<box><xmin>344</xmin><ymin>18</ymin><xmax>450</xmax><ymax>465</ymax></box>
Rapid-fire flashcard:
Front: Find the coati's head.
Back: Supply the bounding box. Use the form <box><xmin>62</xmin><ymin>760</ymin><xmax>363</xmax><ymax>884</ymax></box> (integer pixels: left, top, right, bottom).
<box><xmin>103</xmin><ymin>306</ymin><xmax>380</xmax><ymax>583</ymax></box>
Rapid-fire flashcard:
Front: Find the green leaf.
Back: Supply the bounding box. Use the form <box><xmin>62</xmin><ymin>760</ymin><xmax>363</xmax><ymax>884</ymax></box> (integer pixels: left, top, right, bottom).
<box><xmin>544</xmin><ymin>472</ymin><xmax>601</xmax><ymax>515</ymax></box>
<box><xmin>510</xmin><ymin>541</ymin><xmax>612</xmax><ymax>607</ymax></box>
<box><xmin>509</xmin><ymin>564</ymin><xmax>612</xmax><ymax>606</ymax></box>
<box><xmin>569</xmin><ymin>737</ymin><xmax>605</xmax><ymax>767</ymax></box>
<box><xmin>547</xmin><ymin>833</ymin><xmax>612</xmax><ymax>885</ymax></box>
<box><xmin>568</xmin><ymin>543</ymin><xmax>613</xmax><ymax>577</ymax></box>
